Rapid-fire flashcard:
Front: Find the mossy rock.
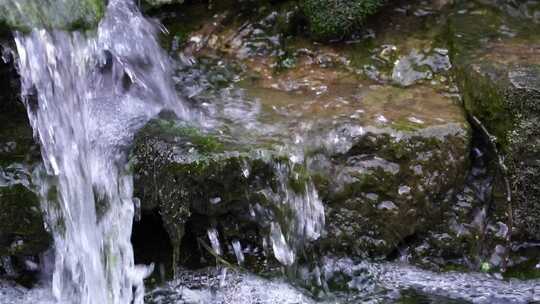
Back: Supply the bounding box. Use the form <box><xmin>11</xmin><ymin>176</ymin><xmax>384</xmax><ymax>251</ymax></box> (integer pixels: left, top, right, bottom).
<box><xmin>0</xmin><ymin>43</ymin><xmax>24</xmax><ymax>119</ymax></box>
<box><xmin>131</xmin><ymin>119</ymin><xmax>313</xmax><ymax>270</ymax></box>
<box><xmin>0</xmin><ymin>46</ymin><xmax>40</xmax><ymax>168</ymax></box>
<box><xmin>144</xmin><ymin>0</ymin><xmax>184</xmax><ymax>6</ymax></box>
<box><xmin>449</xmin><ymin>1</ymin><xmax>540</xmax><ymax>241</ymax></box>
<box><xmin>318</xmin><ymin>122</ymin><xmax>470</xmax><ymax>258</ymax></box>
<box><xmin>142</xmin><ymin>0</ymin><xmax>184</xmax><ymax>11</ymax></box>
<box><xmin>458</xmin><ymin>62</ymin><xmax>540</xmax><ymax>241</ymax></box>
<box><xmin>235</xmin><ymin>83</ymin><xmax>471</xmax><ymax>259</ymax></box>
<box><xmin>0</xmin><ymin>185</ymin><xmax>49</xmax><ymax>257</ymax></box>
<box><xmin>0</xmin><ymin>0</ymin><xmax>105</xmax><ymax>31</ymax></box>
<box><xmin>130</xmin><ymin>61</ymin><xmax>471</xmax><ymax>267</ymax></box>
<box><xmin>301</xmin><ymin>0</ymin><xmax>385</xmax><ymax>41</ymax></box>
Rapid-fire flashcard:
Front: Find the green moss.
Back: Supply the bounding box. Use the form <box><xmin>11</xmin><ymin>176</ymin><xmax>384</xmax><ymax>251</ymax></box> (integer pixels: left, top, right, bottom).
<box><xmin>0</xmin><ymin>0</ymin><xmax>105</xmax><ymax>31</ymax></box>
<box><xmin>0</xmin><ymin>111</ymin><xmax>38</xmax><ymax>168</ymax></box>
<box><xmin>0</xmin><ymin>184</ymin><xmax>50</xmax><ymax>256</ymax></box>
<box><xmin>455</xmin><ymin>64</ymin><xmax>514</xmax><ymax>151</ymax></box>
<box><xmin>157</xmin><ymin>2</ymin><xmax>207</xmax><ymax>50</ymax></box>
<box><xmin>391</xmin><ymin>119</ymin><xmax>423</xmax><ymax>133</ymax></box>
<box><xmin>504</xmin><ymin>254</ymin><xmax>540</xmax><ymax>280</ymax></box>
<box><xmin>302</xmin><ymin>0</ymin><xmax>385</xmax><ymax>41</ymax></box>
<box><xmin>143</xmin><ymin>0</ymin><xmax>184</xmax><ymax>8</ymax></box>
<box><xmin>148</xmin><ymin>119</ymin><xmax>224</xmax><ymax>154</ymax></box>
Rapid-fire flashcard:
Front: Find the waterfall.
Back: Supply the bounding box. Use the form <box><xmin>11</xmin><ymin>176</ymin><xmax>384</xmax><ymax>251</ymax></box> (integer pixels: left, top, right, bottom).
<box><xmin>5</xmin><ymin>0</ymin><xmax>326</xmax><ymax>302</ymax></box>
<box><xmin>12</xmin><ymin>0</ymin><xmax>186</xmax><ymax>303</ymax></box>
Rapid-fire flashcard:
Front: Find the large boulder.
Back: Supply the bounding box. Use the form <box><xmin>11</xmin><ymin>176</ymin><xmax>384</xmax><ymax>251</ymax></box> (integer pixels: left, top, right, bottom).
<box><xmin>132</xmin><ymin>86</ymin><xmax>470</xmax><ymax>271</ymax></box>
<box><xmin>130</xmin><ymin>0</ymin><xmax>473</xmax><ymax>272</ymax></box>
<box><xmin>449</xmin><ymin>0</ymin><xmax>540</xmax><ymax>242</ymax></box>
<box><xmin>316</xmin><ymin>85</ymin><xmax>470</xmax><ymax>258</ymax></box>
<box><xmin>132</xmin><ymin>119</ymin><xmax>320</xmax><ymax>269</ymax></box>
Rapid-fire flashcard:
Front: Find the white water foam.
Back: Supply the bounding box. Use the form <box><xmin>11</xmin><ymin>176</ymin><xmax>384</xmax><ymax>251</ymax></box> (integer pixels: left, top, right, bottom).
<box><xmin>12</xmin><ymin>0</ymin><xmax>187</xmax><ymax>303</ymax></box>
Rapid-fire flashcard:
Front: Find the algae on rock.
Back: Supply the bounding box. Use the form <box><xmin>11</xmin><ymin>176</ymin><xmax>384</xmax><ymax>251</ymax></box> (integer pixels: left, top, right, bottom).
<box><xmin>315</xmin><ymin>88</ymin><xmax>471</xmax><ymax>258</ymax></box>
<box><xmin>302</xmin><ymin>0</ymin><xmax>386</xmax><ymax>41</ymax></box>
<box><xmin>0</xmin><ymin>185</ymin><xmax>49</xmax><ymax>258</ymax></box>
<box><xmin>0</xmin><ymin>0</ymin><xmax>105</xmax><ymax>31</ymax></box>
<box><xmin>143</xmin><ymin>0</ymin><xmax>184</xmax><ymax>8</ymax></box>
<box><xmin>131</xmin><ymin>0</ymin><xmax>474</xmax><ymax>270</ymax></box>
<box><xmin>449</xmin><ymin>0</ymin><xmax>540</xmax><ymax>241</ymax></box>
<box><xmin>131</xmin><ymin>118</ymin><xmax>323</xmax><ymax>270</ymax></box>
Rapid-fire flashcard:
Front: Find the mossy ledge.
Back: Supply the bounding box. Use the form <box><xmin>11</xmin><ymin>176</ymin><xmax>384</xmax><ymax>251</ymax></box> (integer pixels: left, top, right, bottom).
<box><xmin>301</xmin><ymin>0</ymin><xmax>386</xmax><ymax>41</ymax></box>
<box><xmin>0</xmin><ymin>0</ymin><xmax>105</xmax><ymax>31</ymax></box>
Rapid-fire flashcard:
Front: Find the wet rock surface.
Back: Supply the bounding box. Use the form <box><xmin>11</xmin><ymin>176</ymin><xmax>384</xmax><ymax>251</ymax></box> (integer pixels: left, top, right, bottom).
<box><xmin>0</xmin><ymin>125</ymin><xmax>45</xmax><ymax>260</ymax></box>
<box><xmin>296</xmin><ymin>85</ymin><xmax>470</xmax><ymax>259</ymax></box>
<box><xmin>132</xmin><ymin>119</ymin><xmax>288</xmax><ymax>270</ymax></box>
<box><xmin>0</xmin><ymin>45</ymin><xmax>49</xmax><ymax>283</ymax></box>
<box><xmin>0</xmin><ymin>0</ymin><xmax>104</xmax><ymax>31</ymax></box>
<box><xmin>1</xmin><ymin>0</ymin><xmax>540</xmax><ymax>300</ymax></box>
<box><xmin>478</xmin><ymin>0</ymin><xmax>540</xmax><ymax>23</ymax></box>
<box><xmin>0</xmin><ymin>43</ymin><xmax>23</xmax><ymax>119</ymax></box>
<box><xmin>132</xmin><ymin>0</ymin><xmax>473</xmax><ymax>273</ymax></box>
<box><xmin>449</xmin><ymin>0</ymin><xmax>540</xmax><ymax>242</ymax></box>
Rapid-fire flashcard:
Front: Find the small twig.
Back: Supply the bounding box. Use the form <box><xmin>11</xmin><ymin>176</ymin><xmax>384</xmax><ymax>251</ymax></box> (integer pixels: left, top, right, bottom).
<box><xmin>196</xmin><ymin>237</ymin><xmax>239</xmax><ymax>270</ymax></box>
<box><xmin>469</xmin><ymin>114</ymin><xmax>514</xmax><ymax>269</ymax></box>
<box><xmin>470</xmin><ymin>115</ymin><xmax>512</xmax><ymax>206</ymax></box>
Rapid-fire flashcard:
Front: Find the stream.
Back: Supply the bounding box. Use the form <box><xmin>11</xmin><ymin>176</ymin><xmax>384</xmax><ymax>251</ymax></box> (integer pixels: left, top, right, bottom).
<box><xmin>0</xmin><ymin>0</ymin><xmax>539</xmax><ymax>303</ymax></box>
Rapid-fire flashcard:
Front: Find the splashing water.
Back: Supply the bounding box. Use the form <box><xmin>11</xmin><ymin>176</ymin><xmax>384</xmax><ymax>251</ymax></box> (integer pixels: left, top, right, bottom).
<box><xmin>7</xmin><ymin>0</ymin><xmax>325</xmax><ymax>302</ymax></box>
<box><xmin>4</xmin><ymin>260</ymin><xmax>540</xmax><ymax>304</ymax></box>
<box><xmin>260</xmin><ymin>160</ymin><xmax>325</xmax><ymax>267</ymax></box>
<box><xmin>12</xmin><ymin>0</ymin><xmax>187</xmax><ymax>303</ymax></box>
<box><xmin>174</xmin><ymin>60</ymin><xmax>326</xmax><ymax>267</ymax></box>
<box><xmin>144</xmin><ymin>261</ymin><xmax>540</xmax><ymax>304</ymax></box>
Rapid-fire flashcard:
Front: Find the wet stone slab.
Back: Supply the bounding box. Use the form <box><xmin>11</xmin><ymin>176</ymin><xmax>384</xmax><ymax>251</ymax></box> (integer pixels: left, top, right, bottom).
<box><xmin>237</xmin><ymin>80</ymin><xmax>470</xmax><ymax>258</ymax></box>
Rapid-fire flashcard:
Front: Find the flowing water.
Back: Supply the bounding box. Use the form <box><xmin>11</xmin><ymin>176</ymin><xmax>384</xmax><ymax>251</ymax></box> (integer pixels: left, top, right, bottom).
<box><xmin>2</xmin><ymin>0</ymin><xmax>540</xmax><ymax>304</ymax></box>
<box><xmin>142</xmin><ymin>260</ymin><xmax>540</xmax><ymax>304</ymax></box>
<box><xmin>11</xmin><ymin>0</ymin><xmax>186</xmax><ymax>303</ymax></box>
<box><xmin>3</xmin><ymin>0</ymin><xmax>324</xmax><ymax>303</ymax></box>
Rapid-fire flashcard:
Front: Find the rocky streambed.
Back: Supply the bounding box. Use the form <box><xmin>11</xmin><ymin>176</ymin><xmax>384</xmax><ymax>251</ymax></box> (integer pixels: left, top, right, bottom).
<box><xmin>1</xmin><ymin>0</ymin><xmax>540</xmax><ymax>303</ymax></box>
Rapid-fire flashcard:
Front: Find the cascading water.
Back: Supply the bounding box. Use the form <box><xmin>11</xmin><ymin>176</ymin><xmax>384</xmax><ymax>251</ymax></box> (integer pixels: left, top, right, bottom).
<box><xmin>11</xmin><ymin>0</ymin><xmax>187</xmax><ymax>303</ymax></box>
<box><xmin>2</xmin><ymin>0</ymin><xmax>540</xmax><ymax>303</ymax></box>
<box><xmin>5</xmin><ymin>0</ymin><xmax>325</xmax><ymax>302</ymax></box>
